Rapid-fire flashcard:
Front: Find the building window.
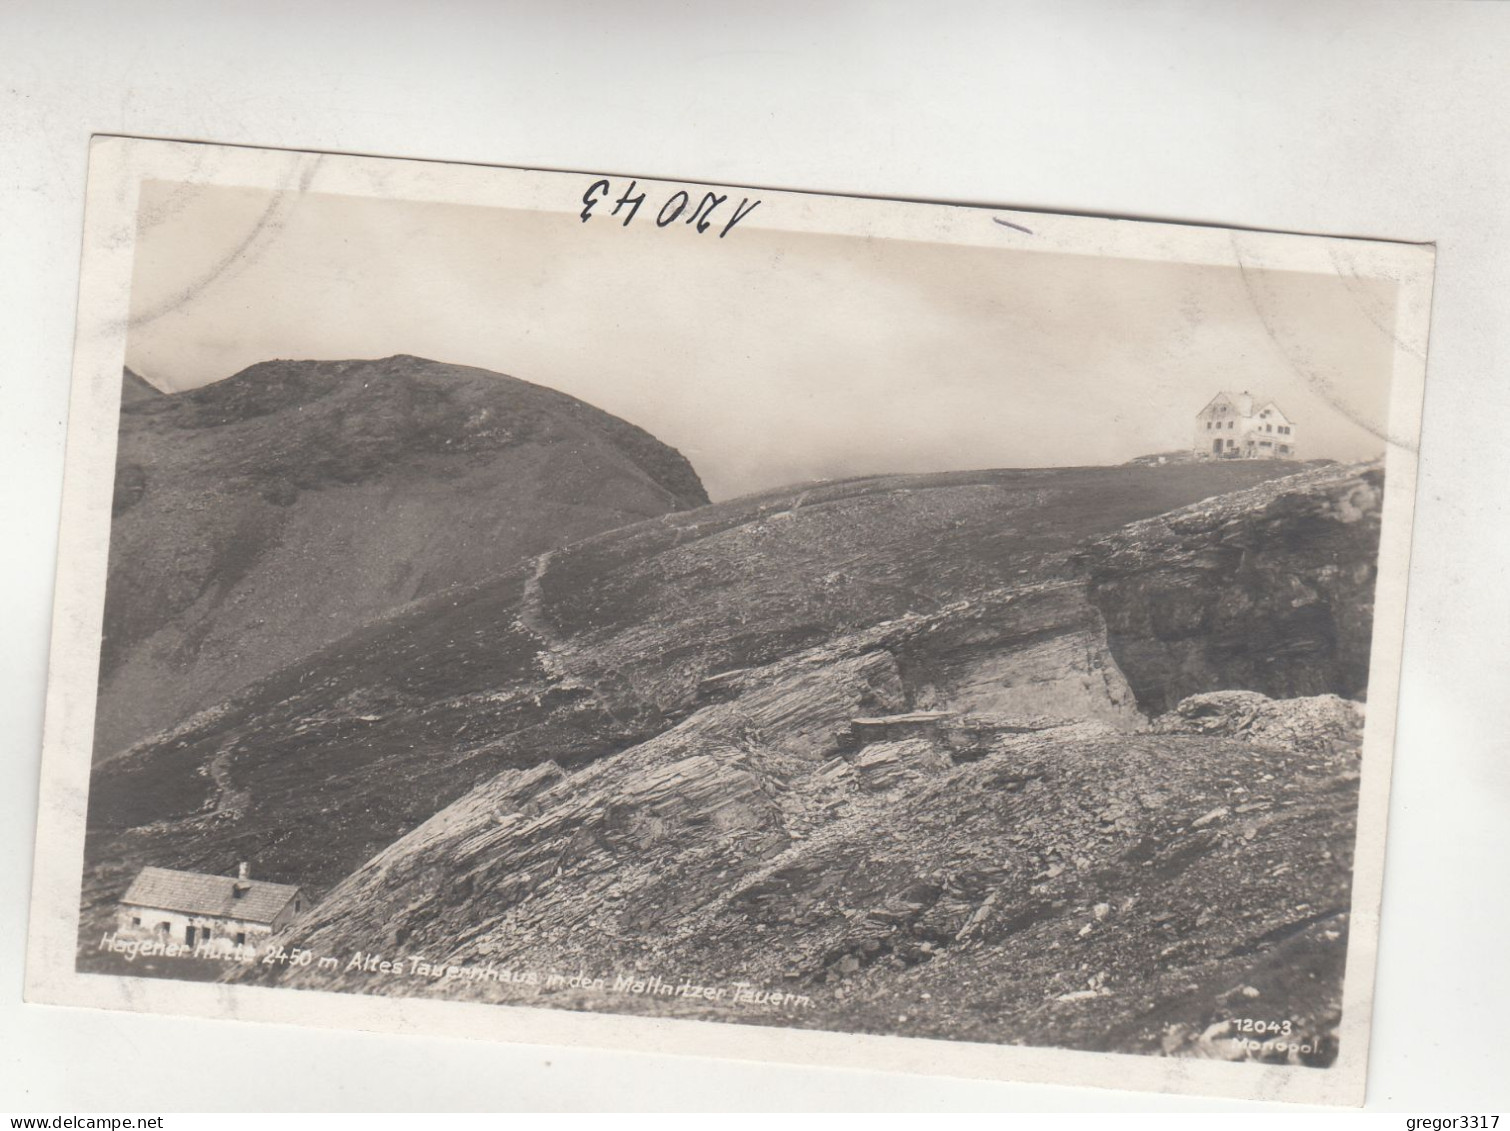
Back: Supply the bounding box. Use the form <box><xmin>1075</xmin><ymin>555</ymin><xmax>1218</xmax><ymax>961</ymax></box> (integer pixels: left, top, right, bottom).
<box><xmin>131</xmin><ymin>916</ymin><xmax>141</xmax><ymax>927</ymax></box>
<box><xmin>236</xmin><ymin>932</ymin><xmax>247</xmax><ymax>946</ymax></box>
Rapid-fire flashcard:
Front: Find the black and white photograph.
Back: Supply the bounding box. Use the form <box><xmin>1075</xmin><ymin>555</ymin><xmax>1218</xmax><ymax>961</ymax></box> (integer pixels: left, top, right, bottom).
<box><xmin>24</xmin><ymin>136</ymin><xmax>1432</xmax><ymax>1105</ymax></box>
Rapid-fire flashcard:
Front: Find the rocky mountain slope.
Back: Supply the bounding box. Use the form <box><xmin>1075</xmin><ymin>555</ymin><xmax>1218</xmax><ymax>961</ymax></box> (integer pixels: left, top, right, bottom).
<box><xmin>96</xmin><ymin>356</ymin><xmax>707</xmax><ymax>758</ymax></box>
<box><xmin>81</xmin><ymin>456</ymin><xmax>1379</xmax><ymax>1044</ymax></box>
<box><xmin>194</xmin><ymin>462</ymin><xmax>1381</xmax><ymax>1063</ymax></box>
<box><xmin>248</xmin><ymin>689</ymin><xmax>1362</xmax><ymax>1065</ymax></box>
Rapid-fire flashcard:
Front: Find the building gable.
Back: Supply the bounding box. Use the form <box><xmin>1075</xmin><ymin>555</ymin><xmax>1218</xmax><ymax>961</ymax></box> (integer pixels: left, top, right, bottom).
<box><xmin>1256</xmin><ymin>401</ymin><xmax>1292</xmax><ymax>427</ymax></box>
<box><xmin>1196</xmin><ymin>391</ymin><xmax>1269</xmax><ymax>420</ymax></box>
<box><xmin>1195</xmin><ymin>391</ymin><xmax>1236</xmax><ymax>418</ymax></box>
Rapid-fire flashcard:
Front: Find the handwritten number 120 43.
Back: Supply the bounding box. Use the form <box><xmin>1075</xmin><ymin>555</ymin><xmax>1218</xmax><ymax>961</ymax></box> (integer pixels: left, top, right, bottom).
<box><xmin>580</xmin><ymin>179</ymin><xmax>760</xmax><ymax>238</ymax></box>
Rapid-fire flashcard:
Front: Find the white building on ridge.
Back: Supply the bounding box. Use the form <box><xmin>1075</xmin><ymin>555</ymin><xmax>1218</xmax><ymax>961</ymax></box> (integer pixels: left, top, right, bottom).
<box><xmin>1194</xmin><ymin>391</ymin><xmax>1297</xmax><ymax>460</ymax></box>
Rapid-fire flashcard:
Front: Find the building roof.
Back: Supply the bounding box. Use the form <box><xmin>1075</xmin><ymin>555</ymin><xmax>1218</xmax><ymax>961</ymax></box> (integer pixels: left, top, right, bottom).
<box><xmin>121</xmin><ymin>866</ymin><xmax>300</xmax><ymax>924</ymax></box>
<box><xmin>1255</xmin><ymin>400</ymin><xmax>1291</xmax><ymax>423</ymax></box>
<box><xmin>1198</xmin><ymin>391</ymin><xmax>1270</xmax><ymax>418</ymax></box>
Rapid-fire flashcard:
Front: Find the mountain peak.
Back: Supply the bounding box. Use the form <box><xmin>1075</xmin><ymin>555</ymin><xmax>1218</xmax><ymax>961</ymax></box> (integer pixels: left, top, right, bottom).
<box><xmin>95</xmin><ymin>356</ymin><xmax>708</xmax><ymax>758</ymax></box>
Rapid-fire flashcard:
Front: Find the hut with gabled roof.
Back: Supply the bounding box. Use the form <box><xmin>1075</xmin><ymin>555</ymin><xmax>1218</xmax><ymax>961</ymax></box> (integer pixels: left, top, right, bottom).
<box><xmin>115</xmin><ymin>863</ymin><xmax>302</xmax><ymax>954</ymax></box>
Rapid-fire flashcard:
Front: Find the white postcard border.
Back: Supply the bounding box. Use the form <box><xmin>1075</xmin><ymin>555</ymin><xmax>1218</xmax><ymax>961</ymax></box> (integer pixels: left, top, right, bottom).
<box><xmin>25</xmin><ymin>136</ymin><xmax>1435</xmax><ymax>1108</ymax></box>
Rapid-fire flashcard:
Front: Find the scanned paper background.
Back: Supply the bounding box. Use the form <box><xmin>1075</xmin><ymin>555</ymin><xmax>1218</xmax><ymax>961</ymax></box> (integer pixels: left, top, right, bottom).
<box><xmin>5</xmin><ymin>3</ymin><xmax>1508</xmax><ymax>1113</ymax></box>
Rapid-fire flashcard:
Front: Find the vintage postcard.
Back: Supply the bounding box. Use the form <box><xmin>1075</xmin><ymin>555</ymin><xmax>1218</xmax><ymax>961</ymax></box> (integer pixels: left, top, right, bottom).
<box><xmin>26</xmin><ymin>136</ymin><xmax>1432</xmax><ymax>1104</ymax></box>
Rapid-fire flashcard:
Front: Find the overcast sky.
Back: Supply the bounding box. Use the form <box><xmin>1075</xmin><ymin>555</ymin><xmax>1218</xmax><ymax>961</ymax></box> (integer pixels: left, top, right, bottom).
<box><xmin>125</xmin><ymin>180</ymin><xmax>1398</xmax><ymax>501</ymax></box>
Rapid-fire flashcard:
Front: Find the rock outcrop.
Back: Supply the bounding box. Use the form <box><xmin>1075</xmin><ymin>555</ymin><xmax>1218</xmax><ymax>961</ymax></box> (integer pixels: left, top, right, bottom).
<box><xmin>1153</xmin><ymin>690</ymin><xmax>1365</xmax><ymax>756</ymax></box>
<box><xmin>1084</xmin><ymin>465</ymin><xmax>1383</xmax><ymax>713</ymax></box>
<box><xmin>237</xmin><ymin>683</ymin><xmax>1362</xmax><ymax>1067</ymax></box>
